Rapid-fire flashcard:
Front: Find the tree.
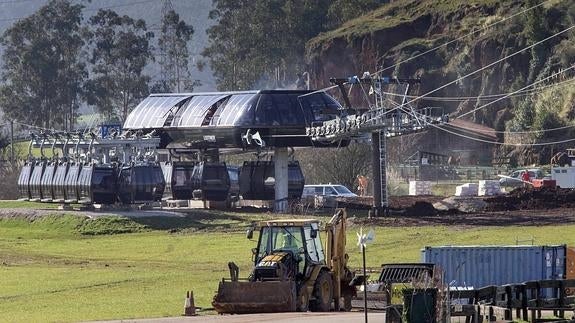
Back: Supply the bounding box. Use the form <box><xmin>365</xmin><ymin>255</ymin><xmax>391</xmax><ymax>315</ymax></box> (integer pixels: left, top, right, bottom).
<box><xmin>296</xmin><ymin>142</ymin><xmax>372</xmax><ymax>191</ymax></box>
<box><xmin>0</xmin><ymin>0</ymin><xmax>86</xmax><ymax>130</ymax></box>
<box><xmin>525</xmin><ymin>0</ymin><xmax>550</xmax><ymax>83</ymax></box>
<box><xmin>155</xmin><ymin>9</ymin><xmax>200</xmax><ymax>93</ymax></box>
<box><xmin>203</xmin><ymin>0</ymin><xmax>330</xmax><ymax>91</ymax></box>
<box><xmin>326</xmin><ymin>0</ymin><xmax>385</xmax><ymax>29</ymax></box>
<box><xmin>85</xmin><ymin>9</ymin><xmax>154</xmax><ymax>121</ymax></box>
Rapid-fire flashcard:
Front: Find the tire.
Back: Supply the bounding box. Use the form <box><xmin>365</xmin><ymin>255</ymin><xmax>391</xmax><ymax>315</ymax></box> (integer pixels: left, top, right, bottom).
<box><xmin>310</xmin><ymin>271</ymin><xmax>333</xmax><ymax>312</ymax></box>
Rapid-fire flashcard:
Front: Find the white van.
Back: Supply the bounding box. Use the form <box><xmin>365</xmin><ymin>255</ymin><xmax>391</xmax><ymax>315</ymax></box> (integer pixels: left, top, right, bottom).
<box><xmin>302</xmin><ymin>184</ymin><xmax>357</xmax><ymax>197</ymax></box>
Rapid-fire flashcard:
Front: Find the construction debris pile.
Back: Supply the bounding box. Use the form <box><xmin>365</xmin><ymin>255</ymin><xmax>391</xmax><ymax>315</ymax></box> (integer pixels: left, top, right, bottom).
<box><xmin>484</xmin><ymin>187</ymin><xmax>575</xmax><ymax>211</ymax></box>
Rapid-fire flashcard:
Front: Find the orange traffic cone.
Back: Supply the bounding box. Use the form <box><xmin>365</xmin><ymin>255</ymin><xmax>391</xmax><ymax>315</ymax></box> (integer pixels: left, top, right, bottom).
<box><xmin>184</xmin><ymin>291</ymin><xmax>197</xmax><ymax>316</ymax></box>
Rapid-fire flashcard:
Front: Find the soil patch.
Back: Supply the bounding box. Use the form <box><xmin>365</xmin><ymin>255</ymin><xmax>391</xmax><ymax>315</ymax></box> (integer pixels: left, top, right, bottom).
<box><xmin>484</xmin><ymin>187</ymin><xmax>575</xmax><ymax>211</ymax></box>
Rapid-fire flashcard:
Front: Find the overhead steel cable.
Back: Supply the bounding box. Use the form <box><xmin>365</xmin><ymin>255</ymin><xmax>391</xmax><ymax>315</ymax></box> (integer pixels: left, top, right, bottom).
<box><xmin>400</xmin><ymin>104</ymin><xmax>575</xmax><ymax>147</ymax></box>
<box><xmin>365</xmin><ymin>24</ymin><xmax>575</xmax><ymax>123</ymax></box>
<box><xmin>456</xmin><ymin>64</ymin><xmax>575</xmax><ymax>120</ymax></box>
<box><xmin>448</xmin><ymin>122</ymin><xmax>575</xmax><ymax>135</ymax></box>
<box><xmin>374</xmin><ymin>77</ymin><xmax>575</xmax><ymax>102</ymax></box>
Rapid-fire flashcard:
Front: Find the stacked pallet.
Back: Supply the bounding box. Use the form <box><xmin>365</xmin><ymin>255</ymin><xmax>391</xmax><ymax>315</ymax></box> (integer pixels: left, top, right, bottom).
<box><xmin>478</xmin><ymin>180</ymin><xmax>501</xmax><ymax>196</ymax></box>
<box><xmin>409</xmin><ymin>181</ymin><xmax>433</xmax><ymax>196</ymax></box>
<box><xmin>455</xmin><ymin>183</ymin><xmax>479</xmax><ymax>196</ymax></box>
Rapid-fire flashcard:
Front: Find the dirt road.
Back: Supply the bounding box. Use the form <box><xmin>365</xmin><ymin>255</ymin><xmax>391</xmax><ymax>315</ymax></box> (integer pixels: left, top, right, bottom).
<box><xmin>90</xmin><ymin>312</ymin><xmax>385</xmax><ymax>323</ymax></box>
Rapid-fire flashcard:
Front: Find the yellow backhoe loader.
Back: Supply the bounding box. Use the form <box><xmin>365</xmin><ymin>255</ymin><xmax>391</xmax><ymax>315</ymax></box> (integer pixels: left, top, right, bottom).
<box><xmin>212</xmin><ymin>208</ymin><xmax>357</xmax><ymax>314</ymax></box>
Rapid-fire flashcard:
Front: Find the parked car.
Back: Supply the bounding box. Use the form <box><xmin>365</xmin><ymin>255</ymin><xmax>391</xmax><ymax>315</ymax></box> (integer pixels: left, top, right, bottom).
<box><xmin>302</xmin><ymin>184</ymin><xmax>358</xmax><ymax>197</ymax></box>
<box><xmin>499</xmin><ymin>168</ymin><xmax>546</xmax><ymax>187</ymax></box>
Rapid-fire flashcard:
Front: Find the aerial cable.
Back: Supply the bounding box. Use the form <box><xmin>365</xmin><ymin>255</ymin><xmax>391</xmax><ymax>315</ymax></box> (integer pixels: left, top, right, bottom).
<box><xmin>371</xmin><ymin>0</ymin><xmax>555</xmax><ymax>77</ymax></box>
<box><xmin>375</xmin><ymin>77</ymin><xmax>575</xmax><ymax>102</ymax></box>
<box><xmin>456</xmin><ymin>64</ymin><xmax>575</xmax><ymax>120</ymax></box>
<box><xmin>401</xmin><ymin>106</ymin><xmax>575</xmax><ymax>147</ymax></box>
<box><xmin>365</xmin><ymin>24</ymin><xmax>575</xmax><ymax>123</ymax></box>
<box><xmin>447</xmin><ymin>122</ymin><xmax>575</xmax><ymax>135</ymax></box>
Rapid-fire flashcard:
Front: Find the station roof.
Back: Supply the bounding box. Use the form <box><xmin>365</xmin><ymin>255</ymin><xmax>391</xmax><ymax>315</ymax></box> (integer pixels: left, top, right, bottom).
<box><xmin>124</xmin><ymin>90</ymin><xmax>316</xmax><ymax>130</ymax></box>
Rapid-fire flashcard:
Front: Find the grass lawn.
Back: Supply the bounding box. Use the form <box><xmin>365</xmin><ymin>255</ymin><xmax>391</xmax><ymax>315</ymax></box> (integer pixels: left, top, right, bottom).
<box><xmin>1</xmin><ymin>210</ymin><xmax>574</xmax><ymax>322</ymax></box>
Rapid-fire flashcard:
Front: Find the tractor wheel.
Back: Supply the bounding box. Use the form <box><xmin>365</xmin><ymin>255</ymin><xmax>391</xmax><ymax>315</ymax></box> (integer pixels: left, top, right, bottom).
<box><xmin>310</xmin><ymin>271</ymin><xmax>333</xmax><ymax>312</ymax></box>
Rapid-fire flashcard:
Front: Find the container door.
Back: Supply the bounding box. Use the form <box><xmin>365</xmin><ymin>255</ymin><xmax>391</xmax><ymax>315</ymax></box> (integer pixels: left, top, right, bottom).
<box><xmin>543</xmin><ymin>245</ymin><xmax>565</xmax><ymax>280</ymax></box>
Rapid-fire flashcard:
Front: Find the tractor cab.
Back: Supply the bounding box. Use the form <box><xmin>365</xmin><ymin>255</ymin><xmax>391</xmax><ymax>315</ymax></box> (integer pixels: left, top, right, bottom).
<box><xmin>249</xmin><ymin>220</ymin><xmax>325</xmax><ymax>282</ymax></box>
<box><xmin>214</xmin><ymin>210</ymin><xmax>355</xmax><ymax>314</ymax></box>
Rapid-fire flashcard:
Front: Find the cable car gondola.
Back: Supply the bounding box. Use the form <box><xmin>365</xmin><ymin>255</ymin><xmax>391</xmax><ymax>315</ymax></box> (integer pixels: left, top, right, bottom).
<box><xmin>40</xmin><ymin>161</ymin><xmax>57</xmax><ymax>202</ymax></box>
<box><xmin>117</xmin><ymin>162</ymin><xmax>165</xmax><ymax>204</ymax></box>
<box><xmin>191</xmin><ymin>162</ymin><xmax>230</xmax><ymax>201</ymax></box>
<box><xmin>78</xmin><ymin>164</ymin><xmax>118</xmax><ymax>205</ymax></box>
<box><xmin>29</xmin><ymin>159</ymin><xmax>47</xmax><ymax>202</ymax></box>
<box><xmin>64</xmin><ymin>162</ymin><xmax>82</xmax><ymax>203</ymax></box>
<box><xmin>239</xmin><ymin>160</ymin><xmax>305</xmax><ymax>200</ymax></box>
<box><xmin>17</xmin><ymin>160</ymin><xmax>34</xmax><ymax>201</ymax></box>
<box><xmin>239</xmin><ymin>161</ymin><xmax>274</xmax><ymax>200</ymax></box>
<box><xmin>162</xmin><ymin>161</ymin><xmax>197</xmax><ymax>200</ymax></box>
<box><xmin>52</xmin><ymin>161</ymin><xmax>69</xmax><ymax>203</ymax></box>
<box><xmin>40</xmin><ymin>138</ymin><xmax>61</xmax><ymax>202</ymax></box>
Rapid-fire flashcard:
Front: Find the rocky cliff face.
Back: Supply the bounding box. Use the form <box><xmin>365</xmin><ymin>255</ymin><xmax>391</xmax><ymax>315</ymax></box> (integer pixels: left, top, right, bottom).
<box><xmin>305</xmin><ymin>0</ymin><xmax>575</xmax><ymax>164</ymax></box>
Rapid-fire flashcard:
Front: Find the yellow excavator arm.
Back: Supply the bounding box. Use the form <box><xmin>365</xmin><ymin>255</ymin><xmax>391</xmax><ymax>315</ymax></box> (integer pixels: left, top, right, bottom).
<box><xmin>324</xmin><ymin>208</ymin><xmax>354</xmax><ymax>310</ymax></box>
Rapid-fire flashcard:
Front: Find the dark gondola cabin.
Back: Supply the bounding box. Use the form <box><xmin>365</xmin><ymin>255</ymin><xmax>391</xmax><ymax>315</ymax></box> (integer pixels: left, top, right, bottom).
<box><xmin>64</xmin><ymin>162</ymin><xmax>82</xmax><ymax>203</ymax></box>
<box><xmin>162</xmin><ymin>161</ymin><xmax>197</xmax><ymax>200</ymax></box>
<box><xmin>239</xmin><ymin>160</ymin><xmax>305</xmax><ymax>200</ymax></box>
<box><xmin>117</xmin><ymin>163</ymin><xmax>165</xmax><ymax>204</ymax></box>
<box><xmin>40</xmin><ymin>161</ymin><xmax>57</xmax><ymax>202</ymax></box>
<box><xmin>29</xmin><ymin>160</ymin><xmax>47</xmax><ymax>202</ymax></box>
<box><xmin>190</xmin><ymin>162</ymin><xmax>230</xmax><ymax>201</ymax></box>
<box><xmin>78</xmin><ymin>164</ymin><xmax>118</xmax><ymax>205</ymax></box>
<box><xmin>52</xmin><ymin>161</ymin><xmax>69</xmax><ymax>203</ymax></box>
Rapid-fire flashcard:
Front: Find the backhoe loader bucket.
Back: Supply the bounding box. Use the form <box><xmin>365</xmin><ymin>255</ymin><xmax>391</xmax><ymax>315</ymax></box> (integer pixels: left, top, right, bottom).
<box><xmin>212</xmin><ymin>280</ymin><xmax>297</xmax><ymax>314</ymax></box>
